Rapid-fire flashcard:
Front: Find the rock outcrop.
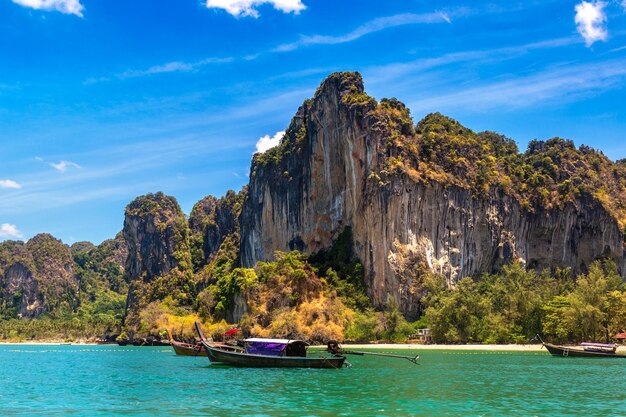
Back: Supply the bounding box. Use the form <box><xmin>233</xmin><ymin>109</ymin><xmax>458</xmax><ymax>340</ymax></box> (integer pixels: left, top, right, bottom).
<box><xmin>189</xmin><ymin>188</ymin><xmax>246</xmax><ymax>270</ymax></box>
<box><xmin>123</xmin><ymin>192</ymin><xmax>194</xmax><ymax>326</ymax></box>
<box><xmin>240</xmin><ymin>72</ymin><xmax>625</xmax><ymax>319</ymax></box>
<box><xmin>124</xmin><ymin>193</ymin><xmax>190</xmax><ymax>282</ymax></box>
<box><xmin>0</xmin><ymin>234</ymin><xmax>78</xmax><ymax>318</ymax></box>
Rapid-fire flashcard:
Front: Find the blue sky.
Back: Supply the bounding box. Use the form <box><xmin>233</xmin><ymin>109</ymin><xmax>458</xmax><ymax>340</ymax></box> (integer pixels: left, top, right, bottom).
<box><xmin>1</xmin><ymin>0</ymin><xmax>626</xmax><ymax>245</ymax></box>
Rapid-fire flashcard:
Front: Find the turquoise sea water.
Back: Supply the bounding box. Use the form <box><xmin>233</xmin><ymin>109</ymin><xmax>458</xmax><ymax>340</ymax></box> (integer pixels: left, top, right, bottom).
<box><xmin>1</xmin><ymin>345</ymin><xmax>626</xmax><ymax>416</ymax></box>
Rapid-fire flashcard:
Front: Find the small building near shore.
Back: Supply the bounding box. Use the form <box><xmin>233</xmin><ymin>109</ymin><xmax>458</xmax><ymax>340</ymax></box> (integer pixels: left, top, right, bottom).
<box><xmin>409</xmin><ymin>328</ymin><xmax>432</xmax><ymax>344</ymax></box>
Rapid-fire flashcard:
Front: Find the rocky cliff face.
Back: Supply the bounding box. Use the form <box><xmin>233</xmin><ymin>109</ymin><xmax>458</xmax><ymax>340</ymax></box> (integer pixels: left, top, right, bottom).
<box><xmin>189</xmin><ymin>188</ymin><xmax>246</xmax><ymax>270</ymax></box>
<box><xmin>123</xmin><ymin>192</ymin><xmax>194</xmax><ymax>326</ymax></box>
<box><xmin>240</xmin><ymin>72</ymin><xmax>625</xmax><ymax>319</ymax></box>
<box><xmin>124</xmin><ymin>193</ymin><xmax>189</xmax><ymax>282</ymax></box>
<box><xmin>0</xmin><ymin>234</ymin><xmax>78</xmax><ymax>319</ymax></box>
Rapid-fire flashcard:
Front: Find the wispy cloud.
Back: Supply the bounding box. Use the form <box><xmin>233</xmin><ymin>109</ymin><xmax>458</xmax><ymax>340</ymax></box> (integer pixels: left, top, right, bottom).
<box><xmin>406</xmin><ymin>58</ymin><xmax>626</xmax><ymax>113</ymax></box>
<box><xmin>0</xmin><ymin>87</ymin><xmax>310</xmax><ymax>218</ymax></box>
<box><xmin>86</xmin><ymin>57</ymin><xmax>234</xmax><ymax>84</ymax></box>
<box><xmin>575</xmin><ymin>1</ymin><xmax>608</xmax><ymax>46</ymax></box>
<box><xmin>206</xmin><ymin>0</ymin><xmax>305</xmax><ymax>18</ymax></box>
<box><xmin>274</xmin><ymin>12</ymin><xmax>452</xmax><ymax>52</ymax></box>
<box><xmin>11</xmin><ymin>0</ymin><xmax>83</xmax><ymax>16</ymax></box>
<box><xmin>0</xmin><ymin>223</ymin><xmax>23</xmax><ymax>239</ymax></box>
<box><xmin>364</xmin><ymin>36</ymin><xmax>580</xmax><ymax>88</ymax></box>
<box><xmin>86</xmin><ymin>10</ymin><xmax>454</xmax><ymax>83</ymax></box>
<box><xmin>0</xmin><ymin>136</ymin><xmax>252</xmax><ymax>214</ymax></box>
<box><xmin>0</xmin><ymin>180</ymin><xmax>22</xmax><ymax>189</ymax></box>
<box><xmin>50</xmin><ymin>160</ymin><xmax>81</xmax><ymax>172</ymax></box>
<box><xmin>255</xmin><ymin>131</ymin><xmax>284</xmax><ymax>153</ymax></box>
<box><xmin>118</xmin><ymin>57</ymin><xmax>233</xmax><ymax>79</ymax></box>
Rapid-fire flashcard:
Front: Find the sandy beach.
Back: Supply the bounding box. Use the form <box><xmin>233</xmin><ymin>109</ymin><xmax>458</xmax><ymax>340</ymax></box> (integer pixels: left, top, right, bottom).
<box><xmin>326</xmin><ymin>343</ymin><xmax>545</xmax><ymax>351</ymax></box>
<box><xmin>303</xmin><ymin>343</ymin><xmax>547</xmax><ymax>351</ymax></box>
<box><xmin>7</xmin><ymin>341</ymin><xmax>626</xmax><ymax>354</ymax></box>
<box><xmin>1</xmin><ymin>340</ymin><xmax>544</xmax><ymax>350</ymax></box>
<box><xmin>0</xmin><ymin>341</ymin><xmax>101</xmax><ymax>346</ymax></box>
<box><xmin>337</xmin><ymin>343</ymin><xmax>626</xmax><ymax>353</ymax></box>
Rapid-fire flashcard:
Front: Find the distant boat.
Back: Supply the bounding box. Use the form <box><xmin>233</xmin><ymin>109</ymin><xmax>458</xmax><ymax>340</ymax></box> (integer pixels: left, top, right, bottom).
<box><xmin>169</xmin><ymin>328</ymin><xmax>243</xmax><ymax>357</ymax></box>
<box><xmin>195</xmin><ymin>322</ymin><xmax>346</xmax><ymax>369</ymax></box>
<box><xmin>534</xmin><ymin>335</ymin><xmax>626</xmax><ymax>358</ymax></box>
<box><xmin>168</xmin><ymin>329</ymin><xmax>208</xmax><ymax>357</ymax></box>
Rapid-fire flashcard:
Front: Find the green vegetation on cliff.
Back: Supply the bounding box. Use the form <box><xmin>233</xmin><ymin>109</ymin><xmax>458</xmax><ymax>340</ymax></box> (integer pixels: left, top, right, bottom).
<box><xmin>71</xmin><ymin>236</ymin><xmax>128</xmax><ymax>331</ymax></box>
<box><xmin>158</xmin><ymin>226</ymin><xmax>417</xmax><ymax>343</ymax></box>
<box><xmin>189</xmin><ymin>188</ymin><xmax>246</xmax><ymax>271</ymax></box>
<box><xmin>0</xmin><ymin>235</ymin><xmax>128</xmax><ymax>341</ymax></box>
<box><xmin>252</xmin><ymin>72</ymin><xmax>626</xmax><ymax>228</ymax></box>
<box><xmin>380</xmin><ymin>110</ymin><xmax>626</xmax><ymax>226</ymax></box>
<box><xmin>123</xmin><ymin>192</ymin><xmax>195</xmax><ymax>334</ymax></box>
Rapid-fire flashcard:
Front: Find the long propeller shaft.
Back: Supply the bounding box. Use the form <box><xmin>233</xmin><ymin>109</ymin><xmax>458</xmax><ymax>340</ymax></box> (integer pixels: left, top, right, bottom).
<box><xmin>343</xmin><ymin>350</ymin><xmax>419</xmax><ymax>364</ymax></box>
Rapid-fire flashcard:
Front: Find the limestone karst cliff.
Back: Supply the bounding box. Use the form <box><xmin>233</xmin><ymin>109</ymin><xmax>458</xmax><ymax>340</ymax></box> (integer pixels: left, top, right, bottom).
<box><xmin>0</xmin><ymin>234</ymin><xmax>78</xmax><ymax>318</ymax></box>
<box><xmin>6</xmin><ymin>72</ymin><xmax>624</xmax><ymax>332</ymax></box>
<box><xmin>240</xmin><ymin>72</ymin><xmax>626</xmax><ymax>319</ymax></box>
<box><xmin>122</xmin><ymin>192</ymin><xmax>194</xmax><ymax>328</ymax></box>
<box><xmin>189</xmin><ymin>188</ymin><xmax>246</xmax><ymax>271</ymax></box>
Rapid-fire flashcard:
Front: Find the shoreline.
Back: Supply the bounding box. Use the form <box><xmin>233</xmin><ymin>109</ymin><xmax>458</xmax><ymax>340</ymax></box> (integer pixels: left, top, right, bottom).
<box><xmin>0</xmin><ymin>341</ymin><xmax>544</xmax><ymax>350</ymax></box>
<box><xmin>319</xmin><ymin>343</ymin><xmax>546</xmax><ymax>351</ymax></box>
<box><xmin>5</xmin><ymin>341</ymin><xmax>624</xmax><ymax>353</ymax></box>
<box><xmin>0</xmin><ymin>341</ymin><xmax>103</xmax><ymax>346</ymax></box>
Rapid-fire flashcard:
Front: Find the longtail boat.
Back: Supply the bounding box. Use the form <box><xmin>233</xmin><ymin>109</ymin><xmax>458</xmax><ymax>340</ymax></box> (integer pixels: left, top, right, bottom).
<box><xmin>195</xmin><ymin>322</ymin><xmax>346</xmax><ymax>368</ymax></box>
<box><xmin>168</xmin><ymin>329</ymin><xmax>208</xmax><ymax>357</ymax></box>
<box><xmin>168</xmin><ymin>329</ymin><xmax>242</xmax><ymax>357</ymax></box>
<box><xmin>534</xmin><ymin>334</ymin><xmax>626</xmax><ymax>358</ymax></box>
<box><xmin>194</xmin><ymin>323</ymin><xmax>419</xmax><ymax>368</ymax></box>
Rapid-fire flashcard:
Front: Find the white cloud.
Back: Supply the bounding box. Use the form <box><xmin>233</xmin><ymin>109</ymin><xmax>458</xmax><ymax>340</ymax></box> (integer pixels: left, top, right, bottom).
<box><xmin>275</xmin><ymin>12</ymin><xmax>451</xmax><ymax>52</ymax></box>
<box><xmin>0</xmin><ymin>180</ymin><xmax>22</xmax><ymax>189</ymax></box>
<box><xmin>206</xmin><ymin>0</ymin><xmax>305</xmax><ymax>18</ymax></box>
<box><xmin>575</xmin><ymin>1</ymin><xmax>608</xmax><ymax>46</ymax></box>
<box><xmin>12</xmin><ymin>0</ymin><xmax>83</xmax><ymax>17</ymax></box>
<box><xmin>255</xmin><ymin>131</ymin><xmax>284</xmax><ymax>153</ymax></box>
<box><xmin>405</xmin><ymin>58</ymin><xmax>626</xmax><ymax>113</ymax></box>
<box><xmin>119</xmin><ymin>61</ymin><xmax>195</xmax><ymax>79</ymax></box>
<box><xmin>0</xmin><ymin>223</ymin><xmax>23</xmax><ymax>239</ymax></box>
<box><xmin>622</xmin><ymin>0</ymin><xmax>626</xmax><ymax>11</ymax></box>
<box><xmin>117</xmin><ymin>57</ymin><xmax>233</xmax><ymax>80</ymax></box>
<box><xmin>50</xmin><ymin>160</ymin><xmax>81</xmax><ymax>172</ymax></box>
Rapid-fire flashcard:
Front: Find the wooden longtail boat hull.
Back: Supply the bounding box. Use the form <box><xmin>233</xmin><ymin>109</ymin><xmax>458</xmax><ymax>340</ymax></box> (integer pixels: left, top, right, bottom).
<box><xmin>202</xmin><ymin>343</ymin><xmax>346</xmax><ymax>369</ymax></box>
<box><xmin>171</xmin><ymin>341</ymin><xmax>208</xmax><ymax>357</ymax></box>
<box><xmin>544</xmin><ymin>343</ymin><xmax>626</xmax><ymax>358</ymax></box>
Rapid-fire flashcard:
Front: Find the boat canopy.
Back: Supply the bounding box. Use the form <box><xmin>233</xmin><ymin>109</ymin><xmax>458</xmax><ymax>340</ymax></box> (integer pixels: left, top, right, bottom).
<box><xmin>244</xmin><ymin>338</ymin><xmax>309</xmax><ymax>357</ymax></box>
<box><xmin>581</xmin><ymin>342</ymin><xmax>616</xmax><ymax>348</ymax></box>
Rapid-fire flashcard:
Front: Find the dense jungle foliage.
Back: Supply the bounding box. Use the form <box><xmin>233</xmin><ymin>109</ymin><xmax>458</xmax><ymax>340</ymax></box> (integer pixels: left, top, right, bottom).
<box><xmin>1</xmin><ymin>225</ymin><xmax>625</xmax><ymax>344</ymax></box>
<box><xmin>0</xmin><ymin>236</ymin><xmax>127</xmax><ymax>341</ymax></box>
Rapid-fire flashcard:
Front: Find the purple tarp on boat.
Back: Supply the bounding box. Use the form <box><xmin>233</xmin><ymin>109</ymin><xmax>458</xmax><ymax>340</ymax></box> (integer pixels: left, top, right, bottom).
<box><xmin>246</xmin><ymin>341</ymin><xmax>288</xmax><ymax>356</ymax></box>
